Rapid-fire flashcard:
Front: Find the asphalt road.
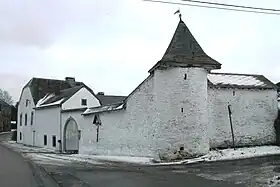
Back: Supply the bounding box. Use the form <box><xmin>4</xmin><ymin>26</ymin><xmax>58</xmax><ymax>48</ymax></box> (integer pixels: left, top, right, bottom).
<box><xmin>42</xmin><ymin>161</ymin><xmax>244</xmax><ymax>187</ymax></box>
<box><xmin>0</xmin><ymin>144</ymin><xmax>38</xmax><ymax>187</ymax></box>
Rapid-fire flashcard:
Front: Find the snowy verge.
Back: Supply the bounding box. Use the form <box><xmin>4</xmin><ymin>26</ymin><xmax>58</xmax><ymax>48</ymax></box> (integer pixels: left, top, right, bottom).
<box><xmin>2</xmin><ymin>141</ymin><xmax>55</xmax><ymax>153</ymax></box>
<box><xmin>157</xmin><ymin>146</ymin><xmax>280</xmax><ymax>165</ymax></box>
<box><xmin>0</xmin><ymin>131</ymin><xmax>12</xmax><ymax>135</ymax></box>
<box><xmin>2</xmin><ymin>141</ymin><xmax>153</xmax><ymax>165</ymax></box>
<box><xmin>3</xmin><ymin>141</ymin><xmax>280</xmax><ymax>166</ymax></box>
<box><xmin>27</xmin><ymin>153</ymin><xmax>153</xmax><ymax>165</ymax></box>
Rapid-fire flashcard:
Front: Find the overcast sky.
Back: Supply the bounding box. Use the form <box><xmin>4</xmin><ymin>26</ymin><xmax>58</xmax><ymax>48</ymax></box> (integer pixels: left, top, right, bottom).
<box><xmin>0</xmin><ymin>0</ymin><xmax>280</xmax><ymax>102</ymax></box>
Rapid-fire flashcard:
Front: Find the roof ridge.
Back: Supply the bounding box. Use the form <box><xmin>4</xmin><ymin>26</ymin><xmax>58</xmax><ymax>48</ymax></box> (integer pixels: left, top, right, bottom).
<box><xmin>31</xmin><ymin>77</ymin><xmax>83</xmax><ymax>83</ymax></box>
<box><xmin>209</xmin><ymin>72</ymin><xmax>264</xmax><ymax>77</ymax></box>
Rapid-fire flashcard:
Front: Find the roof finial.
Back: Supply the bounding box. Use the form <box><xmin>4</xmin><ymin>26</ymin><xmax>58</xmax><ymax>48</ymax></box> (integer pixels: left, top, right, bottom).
<box><xmin>174</xmin><ymin>9</ymin><xmax>182</xmax><ymax>21</ymax></box>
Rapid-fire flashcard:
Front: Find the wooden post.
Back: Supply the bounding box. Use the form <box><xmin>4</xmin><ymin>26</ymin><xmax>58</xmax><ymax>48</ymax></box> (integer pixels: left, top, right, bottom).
<box><xmin>228</xmin><ymin>104</ymin><xmax>235</xmax><ymax>150</ymax></box>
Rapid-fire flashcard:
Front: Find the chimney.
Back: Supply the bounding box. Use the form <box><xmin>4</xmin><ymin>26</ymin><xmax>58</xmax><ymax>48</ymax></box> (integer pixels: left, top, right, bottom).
<box><xmin>97</xmin><ymin>92</ymin><xmax>105</xmax><ymax>95</ymax></box>
<box><xmin>65</xmin><ymin>77</ymin><xmax>76</xmax><ymax>87</ymax></box>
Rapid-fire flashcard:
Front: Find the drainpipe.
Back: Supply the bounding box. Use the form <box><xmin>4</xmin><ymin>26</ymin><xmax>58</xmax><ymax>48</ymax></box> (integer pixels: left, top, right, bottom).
<box><xmin>59</xmin><ymin>108</ymin><xmax>62</xmax><ymax>153</ymax></box>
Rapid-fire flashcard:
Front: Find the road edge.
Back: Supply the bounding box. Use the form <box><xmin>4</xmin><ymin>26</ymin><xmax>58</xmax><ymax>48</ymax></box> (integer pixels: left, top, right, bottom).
<box><xmin>0</xmin><ymin>142</ymin><xmax>61</xmax><ymax>187</ymax></box>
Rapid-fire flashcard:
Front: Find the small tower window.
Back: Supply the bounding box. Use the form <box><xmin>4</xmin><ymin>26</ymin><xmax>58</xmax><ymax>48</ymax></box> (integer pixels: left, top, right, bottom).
<box><xmin>181</xmin><ymin>108</ymin><xmax>184</xmax><ymax>113</ymax></box>
<box><xmin>184</xmin><ymin>73</ymin><xmax>187</xmax><ymax>80</ymax></box>
<box><xmin>81</xmin><ymin>99</ymin><xmax>87</xmax><ymax>106</ymax></box>
<box><xmin>233</xmin><ymin>90</ymin><xmax>235</xmax><ymax>96</ymax></box>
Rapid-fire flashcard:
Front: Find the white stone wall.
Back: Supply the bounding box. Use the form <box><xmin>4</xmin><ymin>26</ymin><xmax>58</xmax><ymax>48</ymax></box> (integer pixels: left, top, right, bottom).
<box><xmin>62</xmin><ymin>87</ymin><xmax>100</xmax><ymax>110</ymax></box>
<box><xmin>153</xmin><ymin>67</ymin><xmax>209</xmax><ymax>157</ymax></box>
<box><xmin>80</xmin><ymin>75</ymin><xmax>156</xmax><ymax>157</ymax></box>
<box><xmin>208</xmin><ymin>88</ymin><xmax>278</xmax><ymax>148</ymax></box>
<box><xmin>34</xmin><ymin>107</ymin><xmax>61</xmax><ymax>150</ymax></box>
<box><xmin>17</xmin><ymin>87</ymin><xmax>35</xmax><ymax>145</ymax></box>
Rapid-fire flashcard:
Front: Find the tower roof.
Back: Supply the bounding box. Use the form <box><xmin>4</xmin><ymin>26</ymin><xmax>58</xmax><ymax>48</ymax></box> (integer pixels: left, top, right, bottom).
<box><xmin>149</xmin><ymin>19</ymin><xmax>221</xmax><ymax>73</ymax></box>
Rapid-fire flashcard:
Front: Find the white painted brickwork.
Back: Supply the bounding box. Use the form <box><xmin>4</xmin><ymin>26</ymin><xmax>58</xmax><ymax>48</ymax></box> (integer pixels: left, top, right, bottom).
<box><xmin>208</xmin><ymin>88</ymin><xmax>278</xmax><ymax>148</ymax></box>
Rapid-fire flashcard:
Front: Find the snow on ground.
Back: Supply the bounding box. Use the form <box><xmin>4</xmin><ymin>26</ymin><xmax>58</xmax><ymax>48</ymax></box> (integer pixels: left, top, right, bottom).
<box><xmin>28</xmin><ymin>154</ymin><xmax>153</xmax><ymax>165</ymax></box>
<box><xmin>0</xmin><ymin>131</ymin><xmax>12</xmax><ymax>135</ymax></box>
<box><xmin>3</xmin><ymin>141</ymin><xmax>280</xmax><ymax>166</ymax></box>
<box><xmin>159</xmin><ymin>146</ymin><xmax>280</xmax><ymax>165</ymax></box>
<box><xmin>268</xmin><ymin>176</ymin><xmax>280</xmax><ymax>187</ymax></box>
<box><xmin>2</xmin><ymin>141</ymin><xmax>55</xmax><ymax>153</ymax></box>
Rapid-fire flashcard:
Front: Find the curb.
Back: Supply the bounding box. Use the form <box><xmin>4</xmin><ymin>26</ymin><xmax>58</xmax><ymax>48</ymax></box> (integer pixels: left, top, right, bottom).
<box><xmin>27</xmin><ymin>159</ymin><xmax>61</xmax><ymax>187</ymax></box>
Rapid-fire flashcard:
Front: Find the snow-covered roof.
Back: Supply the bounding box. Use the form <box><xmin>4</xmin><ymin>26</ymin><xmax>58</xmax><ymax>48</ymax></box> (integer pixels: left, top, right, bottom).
<box><xmin>35</xmin><ymin>86</ymin><xmax>83</xmax><ymax>109</ymax></box>
<box><xmin>208</xmin><ymin>73</ymin><xmax>277</xmax><ymax>89</ymax></box>
<box><xmin>82</xmin><ymin>103</ymin><xmax>124</xmax><ymax>115</ymax></box>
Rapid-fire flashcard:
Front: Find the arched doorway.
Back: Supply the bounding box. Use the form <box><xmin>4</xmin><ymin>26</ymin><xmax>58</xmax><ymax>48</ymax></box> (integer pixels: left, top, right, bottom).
<box><xmin>64</xmin><ymin>117</ymin><xmax>79</xmax><ymax>154</ymax></box>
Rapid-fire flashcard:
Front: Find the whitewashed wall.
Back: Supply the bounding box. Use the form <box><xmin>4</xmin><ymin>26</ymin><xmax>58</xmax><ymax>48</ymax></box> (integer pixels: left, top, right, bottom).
<box><xmin>34</xmin><ymin>107</ymin><xmax>61</xmax><ymax>150</ymax></box>
<box><xmin>80</xmin><ymin>67</ymin><xmax>210</xmax><ymax>159</ymax></box>
<box><xmin>17</xmin><ymin>87</ymin><xmax>35</xmax><ymax>146</ymax></box>
<box><xmin>153</xmin><ymin>67</ymin><xmax>209</xmax><ymax>157</ymax></box>
<box><xmin>80</xmin><ymin>75</ymin><xmax>156</xmax><ymax>157</ymax></box>
<box><xmin>62</xmin><ymin>87</ymin><xmax>100</xmax><ymax>110</ymax></box>
<box><xmin>208</xmin><ymin>88</ymin><xmax>278</xmax><ymax>148</ymax></box>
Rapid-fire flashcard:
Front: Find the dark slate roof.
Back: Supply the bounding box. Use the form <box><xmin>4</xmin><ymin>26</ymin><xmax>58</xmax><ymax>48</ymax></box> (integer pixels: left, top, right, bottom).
<box><xmin>149</xmin><ymin>19</ymin><xmax>221</xmax><ymax>73</ymax></box>
<box><xmin>25</xmin><ymin>77</ymin><xmax>84</xmax><ymax>104</ymax></box>
<box><xmin>39</xmin><ymin>86</ymin><xmax>83</xmax><ymax>105</ymax></box>
<box><xmin>208</xmin><ymin>73</ymin><xmax>278</xmax><ymax>89</ymax></box>
<box><xmin>276</xmin><ymin>82</ymin><xmax>280</xmax><ymax>91</ymax></box>
<box><xmin>0</xmin><ymin>99</ymin><xmax>10</xmax><ymax>107</ymax></box>
<box><xmin>96</xmin><ymin>95</ymin><xmax>126</xmax><ymax>106</ymax></box>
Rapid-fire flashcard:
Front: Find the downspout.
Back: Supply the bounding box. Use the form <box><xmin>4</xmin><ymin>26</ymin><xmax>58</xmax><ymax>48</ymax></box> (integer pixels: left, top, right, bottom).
<box><xmin>59</xmin><ymin>107</ymin><xmax>62</xmax><ymax>153</ymax></box>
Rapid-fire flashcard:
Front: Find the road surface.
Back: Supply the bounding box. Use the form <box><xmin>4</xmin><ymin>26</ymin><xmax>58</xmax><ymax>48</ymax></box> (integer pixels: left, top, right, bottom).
<box><xmin>42</xmin><ymin>161</ymin><xmax>244</xmax><ymax>187</ymax></box>
<box><xmin>0</xmin><ymin>144</ymin><xmax>38</xmax><ymax>187</ymax></box>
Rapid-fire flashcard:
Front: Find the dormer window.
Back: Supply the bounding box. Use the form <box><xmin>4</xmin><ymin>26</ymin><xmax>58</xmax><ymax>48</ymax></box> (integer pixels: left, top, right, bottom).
<box><xmin>81</xmin><ymin>99</ymin><xmax>87</xmax><ymax>106</ymax></box>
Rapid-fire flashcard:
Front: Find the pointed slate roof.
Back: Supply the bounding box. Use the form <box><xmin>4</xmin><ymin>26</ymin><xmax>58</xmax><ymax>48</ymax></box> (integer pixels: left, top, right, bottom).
<box><xmin>149</xmin><ymin>19</ymin><xmax>221</xmax><ymax>73</ymax></box>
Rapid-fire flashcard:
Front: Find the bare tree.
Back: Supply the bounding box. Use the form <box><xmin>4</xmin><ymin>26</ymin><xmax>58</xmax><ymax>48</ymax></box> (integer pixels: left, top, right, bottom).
<box><xmin>0</xmin><ymin>88</ymin><xmax>13</xmax><ymax>105</ymax></box>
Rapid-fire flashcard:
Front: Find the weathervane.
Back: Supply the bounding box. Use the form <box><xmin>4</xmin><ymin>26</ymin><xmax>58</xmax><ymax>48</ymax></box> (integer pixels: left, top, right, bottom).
<box><xmin>174</xmin><ymin>9</ymin><xmax>182</xmax><ymax>21</ymax></box>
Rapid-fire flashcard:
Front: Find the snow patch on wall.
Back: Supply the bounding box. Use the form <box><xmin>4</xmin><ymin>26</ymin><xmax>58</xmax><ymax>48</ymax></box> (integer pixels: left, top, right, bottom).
<box><xmin>208</xmin><ymin>88</ymin><xmax>278</xmax><ymax>148</ymax></box>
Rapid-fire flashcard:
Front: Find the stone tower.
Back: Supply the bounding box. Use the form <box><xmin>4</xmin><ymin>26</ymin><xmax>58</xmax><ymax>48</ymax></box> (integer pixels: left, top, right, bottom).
<box><xmin>149</xmin><ymin>18</ymin><xmax>221</xmax><ymax>159</ymax></box>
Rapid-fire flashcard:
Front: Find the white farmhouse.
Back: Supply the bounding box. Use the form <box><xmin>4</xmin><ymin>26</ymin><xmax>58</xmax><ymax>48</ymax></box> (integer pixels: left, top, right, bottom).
<box><xmin>18</xmin><ymin>18</ymin><xmax>279</xmax><ymax>160</ymax></box>
<box><xmin>17</xmin><ymin>77</ymin><xmax>125</xmax><ymax>152</ymax></box>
